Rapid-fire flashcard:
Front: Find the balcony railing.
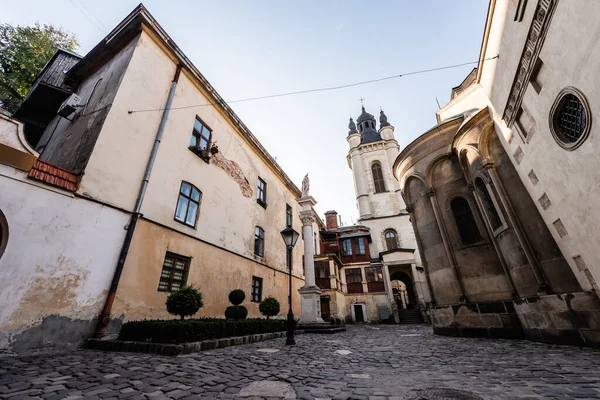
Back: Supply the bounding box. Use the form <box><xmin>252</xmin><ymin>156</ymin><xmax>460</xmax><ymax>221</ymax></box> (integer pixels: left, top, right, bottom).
<box><xmin>320</xmin><ymin>241</ymin><xmax>339</xmax><ymax>254</ymax></box>
<box><xmin>346</xmin><ymin>283</ymin><xmax>363</xmax><ymax>294</ymax></box>
<box><xmin>340</xmin><ymin>253</ymin><xmax>370</xmax><ymax>264</ymax></box>
<box><xmin>316</xmin><ymin>277</ymin><xmax>331</xmax><ymax>290</ymax></box>
<box><xmin>367</xmin><ymin>281</ymin><xmax>385</xmax><ymax>292</ymax></box>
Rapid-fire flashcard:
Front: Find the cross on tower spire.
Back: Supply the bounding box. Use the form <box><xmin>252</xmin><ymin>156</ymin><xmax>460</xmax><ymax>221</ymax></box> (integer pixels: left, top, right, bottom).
<box><xmin>359</xmin><ymin>97</ymin><xmax>365</xmax><ymax>110</ymax></box>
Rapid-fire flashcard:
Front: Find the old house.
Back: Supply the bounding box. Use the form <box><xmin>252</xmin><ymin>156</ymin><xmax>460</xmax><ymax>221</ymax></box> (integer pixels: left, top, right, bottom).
<box><xmin>0</xmin><ymin>4</ymin><xmax>317</xmax><ymax>353</ymax></box>
<box><xmin>393</xmin><ymin>0</ymin><xmax>600</xmax><ymax>346</ymax></box>
<box><xmin>313</xmin><ymin>107</ymin><xmax>431</xmax><ymax>324</ymax></box>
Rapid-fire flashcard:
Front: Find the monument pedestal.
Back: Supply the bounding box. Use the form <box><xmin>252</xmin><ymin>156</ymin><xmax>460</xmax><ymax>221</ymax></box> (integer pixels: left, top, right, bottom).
<box><xmin>297</xmin><ymin>285</ymin><xmax>324</xmax><ymax>324</ymax></box>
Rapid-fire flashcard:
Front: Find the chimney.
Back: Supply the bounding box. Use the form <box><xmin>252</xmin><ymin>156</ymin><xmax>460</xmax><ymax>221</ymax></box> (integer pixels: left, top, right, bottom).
<box><xmin>325</xmin><ymin>210</ymin><xmax>339</xmax><ymax>230</ymax></box>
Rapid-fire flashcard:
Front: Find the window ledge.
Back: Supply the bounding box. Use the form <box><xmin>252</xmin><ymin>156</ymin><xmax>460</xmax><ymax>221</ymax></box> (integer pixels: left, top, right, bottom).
<box><xmin>257</xmin><ymin>199</ymin><xmax>267</xmax><ymax>209</ymax></box>
<box><xmin>189</xmin><ymin>146</ymin><xmax>211</xmax><ymax>164</ymax></box>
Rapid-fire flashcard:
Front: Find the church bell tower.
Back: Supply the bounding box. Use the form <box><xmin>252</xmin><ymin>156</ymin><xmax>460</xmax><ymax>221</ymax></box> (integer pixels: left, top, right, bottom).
<box><xmin>346</xmin><ymin>105</ymin><xmax>405</xmax><ymax>220</ymax></box>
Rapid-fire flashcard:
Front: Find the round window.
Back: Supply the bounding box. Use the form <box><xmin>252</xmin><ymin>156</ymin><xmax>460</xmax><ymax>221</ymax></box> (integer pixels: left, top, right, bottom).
<box><xmin>549</xmin><ymin>87</ymin><xmax>591</xmax><ymax>150</ymax></box>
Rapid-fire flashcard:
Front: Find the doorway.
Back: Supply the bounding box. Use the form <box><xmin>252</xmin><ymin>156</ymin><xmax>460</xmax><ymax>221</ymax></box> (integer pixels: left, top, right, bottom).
<box><xmin>321</xmin><ymin>297</ymin><xmax>330</xmax><ymax>320</ymax></box>
<box><xmin>390</xmin><ymin>270</ymin><xmax>416</xmax><ymax>309</ymax></box>
<box><xmin>353</xmin><ymin>304</ymin><xmax>365</xmax><ymax>322</ymax></box>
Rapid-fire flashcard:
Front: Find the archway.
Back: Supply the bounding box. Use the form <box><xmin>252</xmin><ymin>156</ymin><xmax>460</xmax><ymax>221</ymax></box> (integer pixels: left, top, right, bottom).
<box><xmin>390</xmin><ymin>270</ymin><xmax>415</xmax><ymax>309</ymax></box>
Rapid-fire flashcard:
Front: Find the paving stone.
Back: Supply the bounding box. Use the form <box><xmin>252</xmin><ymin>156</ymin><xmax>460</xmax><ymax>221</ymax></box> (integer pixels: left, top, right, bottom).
<box><xmin>1</xmin><ymin>326</ymin><xmax>600</xmax><ymax>400</ymax></box>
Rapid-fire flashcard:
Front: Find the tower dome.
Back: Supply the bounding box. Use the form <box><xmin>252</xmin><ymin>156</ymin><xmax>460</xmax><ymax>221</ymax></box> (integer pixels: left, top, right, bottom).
<box><xmin>356</xmin><ymin>105</ymin><xmax>381</xmax><ymax>144</ymax></box>
<box><xmin>348</xmin><ymin>117</ymin><xmax>358</xmax><ymax>136</ymax></box>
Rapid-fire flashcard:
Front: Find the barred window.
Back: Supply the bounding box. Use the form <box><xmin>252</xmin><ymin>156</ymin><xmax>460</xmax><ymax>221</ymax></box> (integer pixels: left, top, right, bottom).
<box><xmin>451</xmin><ymin>197</ymin><xmax>482</xmax><ymax>245</ymax></box>
<box><xmin>550</xmin><ymin>88</ymin><xmax>591</xmax><ymax>150</ymax></box>
<box><xmin>345</xmin><ymin>268</ymin><xmax>362</xmax><ymax>284</ymax></box>
<box><xmin>365</xmin><ymin>267</ymin><xmax>383</xmax><ymax>282</ymax></box>
<box><xmin>158</xmin><ymin>252</ymin><xmax>190</xmax><ymax>292</ymax></box>
<box><xmin>372</xmin><ymin>161</ymin><xmax>386</xmax><ymax>193</ymax></box>
<box><xmin>251</xmin><ymin>276</ymin><xmax>263</xmax><ymax>302</ymax></box>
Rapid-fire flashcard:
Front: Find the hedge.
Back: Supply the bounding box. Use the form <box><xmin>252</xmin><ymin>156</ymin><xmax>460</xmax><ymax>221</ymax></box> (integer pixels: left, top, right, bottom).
<box><xmin>118</xmin><ymin>318</ymin><xmax>290</xmax><ymax>344</ymax></box>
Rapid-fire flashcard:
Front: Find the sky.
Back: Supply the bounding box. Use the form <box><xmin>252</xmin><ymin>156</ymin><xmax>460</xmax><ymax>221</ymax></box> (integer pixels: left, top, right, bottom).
<box><xmin>1</xmin><ymin>0</ymin><xmax>489</xmax><ymax>225</ymax></box>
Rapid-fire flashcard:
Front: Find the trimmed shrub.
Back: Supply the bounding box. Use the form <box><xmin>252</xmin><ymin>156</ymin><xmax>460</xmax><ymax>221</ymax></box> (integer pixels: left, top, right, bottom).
<box><xmin>259</xmin><ymin>296</ymin><xmax>280</xmax><ymax>319</ymax></box>
<box><xmin>118</xmin><ymin>318</ymin><xmax>288</xmax><ymax>343</ymax></box>
<box><xmin>228</xmin><ymin>289</ymin><xmax>245</xmax><ymax>306</ymax></box>
<box><xmin>166</xmin><ymin>285</ymin><xmax>203</xmax><ymax>320</ymax></box>
<box><xmin>225</xmin><ymin>305</ymin><xmax>248</xmax><ymax>320</ymax></box>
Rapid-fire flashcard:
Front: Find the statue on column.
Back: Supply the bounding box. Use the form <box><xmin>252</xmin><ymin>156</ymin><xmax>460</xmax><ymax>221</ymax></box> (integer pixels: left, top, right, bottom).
<box><xmin>301</xmin><ymin>173</ymin><xmax>310</xmax><ymax>197</ymax></box>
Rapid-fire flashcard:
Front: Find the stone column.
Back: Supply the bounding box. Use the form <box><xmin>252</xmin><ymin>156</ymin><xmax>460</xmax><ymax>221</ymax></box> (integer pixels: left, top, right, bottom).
<box><xmin>427</xmin><ymin>190</ymin><xmax>468</xmax><ymax>302</ymax></box>
<box><xmin>406</xmin><ymin>206</ymin><xmax>437</xmax><ymax>306</ymax></box>
<box><xmin>486</xmin><ymin>164</ymin><xmax>548</xmax><ymax>293</ymax></box>
<box><xmin>297</xmin><ymin>195</ymin><xmax>324</xmax><ymax>324</ymax></box>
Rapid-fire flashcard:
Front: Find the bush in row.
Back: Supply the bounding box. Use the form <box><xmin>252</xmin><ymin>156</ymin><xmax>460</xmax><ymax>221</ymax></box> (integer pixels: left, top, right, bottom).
<box><xmin>117</xmin><ymin>318</ymin><xmax>289</xmax><ymax>344</ymax></box>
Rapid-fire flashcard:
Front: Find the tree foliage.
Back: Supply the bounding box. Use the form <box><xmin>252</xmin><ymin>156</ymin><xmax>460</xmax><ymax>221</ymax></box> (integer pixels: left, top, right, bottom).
<box><xmin>228</xmin><ymin>289</ymin><xmax>246</xmax><ymax>306</ymax></box>
<box><xmin>259</xmin><ymin>297</ymin><xmax>280</xmax><ymax>319</ymax></box>
<box><xmin>166</xmin><ymin>285</ymin><xmax>203</xmax><ymax>320</ymax></box>
<box><xmin>0</xmin><ymin>22</ymin><xmax>79</xmax><ymax>112</ymax></box>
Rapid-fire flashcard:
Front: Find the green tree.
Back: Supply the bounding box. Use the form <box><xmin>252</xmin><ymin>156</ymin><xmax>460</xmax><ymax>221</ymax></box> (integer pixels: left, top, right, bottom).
<box><xmin>259</xmin><ymin>297</ymin><xmax>280</xmax><ymax>319</ymax></box>
<box><xmin>0</xmin><ymin>22</ymin><xmax>79</xmax><ymax>113</ymax></box>
<box><xmin>166</xmin><ymin>285</ymin><xmax>203</xmax><ymax>320</ymax></box>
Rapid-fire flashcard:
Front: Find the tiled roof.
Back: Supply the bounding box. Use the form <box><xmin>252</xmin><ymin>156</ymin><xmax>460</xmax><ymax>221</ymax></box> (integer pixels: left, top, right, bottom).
<box><xmin>28</xmin><ymin>160</ymin><xmax>79</xmax><ymax>191</ymax></box>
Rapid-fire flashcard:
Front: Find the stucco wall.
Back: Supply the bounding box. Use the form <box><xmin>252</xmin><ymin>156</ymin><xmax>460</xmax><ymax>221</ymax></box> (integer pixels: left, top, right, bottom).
<box><xmin>486</xmin><ymin>0</ymin><xmax>600</xmax><ymax>291</ymax></box>
<box><xmin>0</xmin><ymin>166</ymin><xmax>127</xmax><ymax>353</ymax></box>
<box><xmin>79</xmin><ymin>30</ymin><xmax>305</xmax><ymax>278</ymax></box>
<box><xmin>112</xmin><ymin>219</ymin><xmax>303</xmax><ymax>322</ymax></box>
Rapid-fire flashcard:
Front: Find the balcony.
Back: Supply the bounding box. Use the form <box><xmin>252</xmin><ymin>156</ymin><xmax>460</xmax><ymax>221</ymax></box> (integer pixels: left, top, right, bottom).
<box><xmin>341</xmin><ymin>253</ymin><xmax>371</xmax><ymax>264</ymax></box>
<box><xmin>346</xmin><ymin>283</ymin><xmax>364</xmax><ymax>294</ymax></box>
<box><xmin>367</xmin><ymin>281</ymin><xmax>386</xmax><ymax>292</ymax></box>
<box><xmin>316</xmin><ymin>277</ymin><xmax>331</xmax><ymax>290</ymax></box>
<box><xmin>320</xmin><ymin>241</ymin><xmax>339</xmax><ymax>254</ymax></box>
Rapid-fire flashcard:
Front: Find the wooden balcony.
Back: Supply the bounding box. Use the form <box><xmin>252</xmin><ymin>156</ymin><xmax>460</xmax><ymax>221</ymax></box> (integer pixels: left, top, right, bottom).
<box><xmin>340</xmin><ymin>253</ymin><xmax>371</xmax><ymax>264</ymax></box>
<box><xmin>316</xmin><ymin>277</ymin><xmax>331</xmax><ymax>290</ymax></box>
<box><xmin>367</xmin><ymin>281</ymin><xmax>385</xmax><ymax>293</ymax></box>
<box><xmin>346</xmin><ymin>283</ymin><xmax>364</xmax><ymax>294</ymax></box>
<box><xmin>320</xmin><ymin>241</ymin><xmax>339</xmax><ymax>254</ymax></box>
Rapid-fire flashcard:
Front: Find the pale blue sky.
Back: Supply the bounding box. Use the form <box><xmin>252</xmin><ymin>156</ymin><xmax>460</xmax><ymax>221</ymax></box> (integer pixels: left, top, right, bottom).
<box><xmin>2</xmin><ymin>0</ymin><xmax>489</xmax><ymax>224</ymax></box>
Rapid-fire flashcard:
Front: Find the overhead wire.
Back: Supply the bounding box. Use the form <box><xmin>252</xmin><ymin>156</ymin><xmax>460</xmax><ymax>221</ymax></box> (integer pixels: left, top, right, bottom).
<box><xmin>76</xmin><ymin>0</ymin><xmax>110</xmax><ymax>32</ymax></box>
<box><xmin>128</xmin><ymin>55</ymin><xmax>499</xmax><ymax>114</ymax></box>
<box><xmin>69</xmin><ymin>0</ymin><xmax>108</xmax><ymax>34</ymax></box>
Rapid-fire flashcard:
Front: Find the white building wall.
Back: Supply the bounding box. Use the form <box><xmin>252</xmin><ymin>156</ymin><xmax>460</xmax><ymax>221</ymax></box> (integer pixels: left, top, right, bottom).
<box><xmin>437</xmin><ymin>0</ymin><xmax>600</xmax><ymax>292</ymax></box>
<box><xmin>0</xmin><ymin>166</ymin><xmax>127</xmax><ymax>352</ymax></box>
<box><xmin>79</xmin><ymin>30</ymin><xmax>305</xmax><ymax>276</ymax></box>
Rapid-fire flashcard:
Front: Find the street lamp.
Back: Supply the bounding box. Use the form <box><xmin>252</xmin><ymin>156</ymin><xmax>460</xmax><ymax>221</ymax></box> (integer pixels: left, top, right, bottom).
<box><xmin>280</xmin><ymin>226</ymin><xmax>300</xmax><ymax>345</ymax></box>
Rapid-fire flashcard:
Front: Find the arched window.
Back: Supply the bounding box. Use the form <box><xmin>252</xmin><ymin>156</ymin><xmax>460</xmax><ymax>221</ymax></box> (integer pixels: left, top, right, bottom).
<box><xmin>451</xmin><ymin>197</ymin><xmax>482</xmax><ymax>245</ymax></box>
<box><xmin>174</xmin><ymin>181</ymin><xmax>202</xmax><ymax>228</ymax></box>
<box><xmin>254</xmin><ymin>226</ymin><xmax>265</xmax><ymax>257</ymax></box>
<box><xmin>0</xmin><ymin>210</ymin><xmax>8</xmax><ymax>260</ymax></box>
<box><xmin>372</xmin><ymin>161</ymin><xmax>386</xmax><ymax>193</ymax></box>
<box><xmin>475</xmin><ymin>178</ymin><xmax>502</xmax><ymax>230</ymax></box>
<box><xmin>384</xmin><ymin>229</ymin><xmax>398</xmax><ymax>250</ymax></box>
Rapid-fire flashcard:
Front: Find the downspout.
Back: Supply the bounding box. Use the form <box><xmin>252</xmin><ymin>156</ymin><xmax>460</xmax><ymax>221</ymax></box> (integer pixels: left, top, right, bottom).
<box><xmin>95</xmin><ymin>64</ymin><xmax>183</xmax><ymax>337</ymax></box>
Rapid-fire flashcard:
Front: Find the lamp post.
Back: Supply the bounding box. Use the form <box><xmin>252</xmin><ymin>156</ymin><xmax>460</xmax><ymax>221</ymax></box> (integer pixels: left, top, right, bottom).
<box><xmin>280</xmin><ymin>226</ymin><xmax>300</xmax><ymax>345</ymax></box>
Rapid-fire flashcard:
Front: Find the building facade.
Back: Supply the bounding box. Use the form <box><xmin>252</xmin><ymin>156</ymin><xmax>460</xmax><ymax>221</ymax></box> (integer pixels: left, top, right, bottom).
<box><xmin>393</xmin><ymin>0</ymin><xmax>600</xmax><ymax>346</ymax></box>
<box><xmin>0</xmin><ymin>5</ymin><xmax>317</xmax><ymax>353</ymax></box>
<box><xmin>313</xmin><ymin>107</ymin><xmax>431</xmax><ymax>324</ymax></box>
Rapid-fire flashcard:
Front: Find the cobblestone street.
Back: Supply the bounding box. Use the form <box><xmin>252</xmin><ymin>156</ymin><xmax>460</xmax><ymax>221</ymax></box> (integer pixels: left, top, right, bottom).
<box><xmin>1</xmin><ymin>325</ymin><xmax>600</xmax><ymax>400</ymax></box>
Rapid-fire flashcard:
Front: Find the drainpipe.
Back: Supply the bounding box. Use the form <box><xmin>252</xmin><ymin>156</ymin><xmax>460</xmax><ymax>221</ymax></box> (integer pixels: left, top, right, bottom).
<box><xmin>94</xmin><ymin>64</ymin><xmax>183</xmax><ymax>338</ymax></box>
